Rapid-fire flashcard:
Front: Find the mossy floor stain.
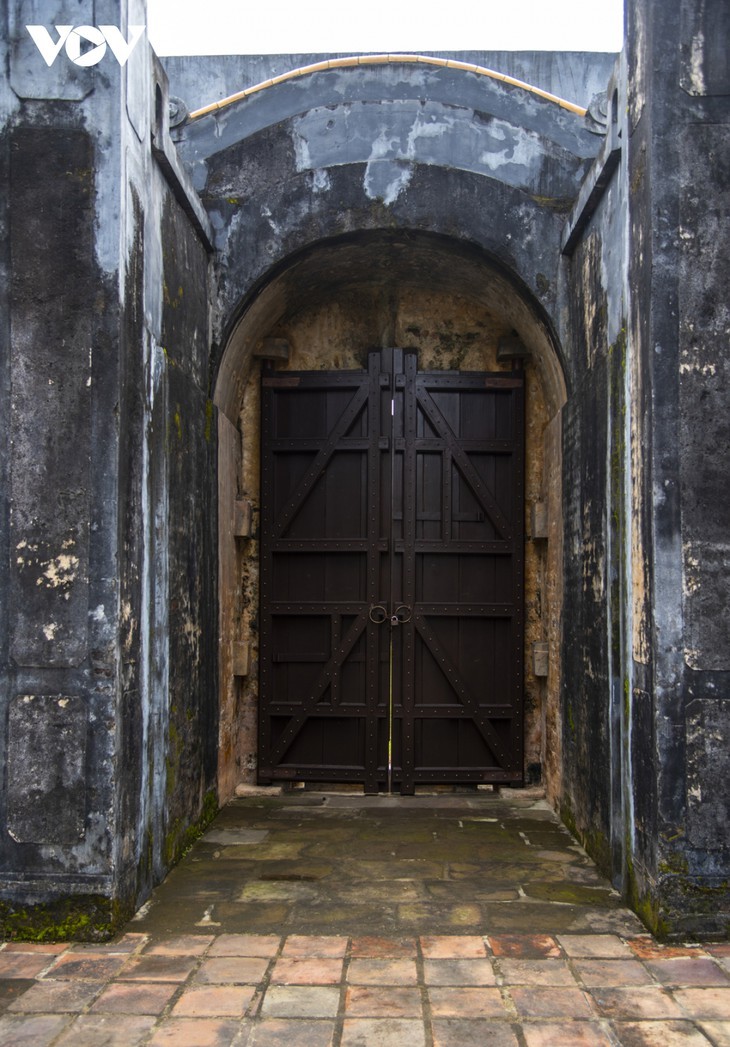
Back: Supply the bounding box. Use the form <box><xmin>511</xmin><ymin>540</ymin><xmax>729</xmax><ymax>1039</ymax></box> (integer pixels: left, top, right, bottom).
<box><xmin>128</xmin><ymin>791</ymin><xmax>644</xmax><ymax>939</ymax></box>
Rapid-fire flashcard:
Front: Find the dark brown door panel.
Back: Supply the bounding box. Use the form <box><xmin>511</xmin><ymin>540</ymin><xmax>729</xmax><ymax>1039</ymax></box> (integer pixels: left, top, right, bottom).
<box><xmin>259</xmin><ymin>349</ymin><xmax>524</xmax><ymax>792</ymax></box>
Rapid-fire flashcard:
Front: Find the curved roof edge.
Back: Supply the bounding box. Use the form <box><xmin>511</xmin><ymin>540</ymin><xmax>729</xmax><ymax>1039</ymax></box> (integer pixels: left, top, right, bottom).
<box><xmin>188</xmin><ymin>53</ymin><xmax>588</xmax><ymax>120</ymax></box>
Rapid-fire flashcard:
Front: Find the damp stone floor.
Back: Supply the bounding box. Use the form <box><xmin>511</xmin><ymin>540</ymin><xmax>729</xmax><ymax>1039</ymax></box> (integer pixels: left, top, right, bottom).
<box><xmin>0</xmin><ymin>788</ymin><xmax>728</xmax><ymax>1046</ymax></box>
<box><xmin>133</xmin><ymin>789</ymin><xmax>643</xmax><ymax>939</ymax></box>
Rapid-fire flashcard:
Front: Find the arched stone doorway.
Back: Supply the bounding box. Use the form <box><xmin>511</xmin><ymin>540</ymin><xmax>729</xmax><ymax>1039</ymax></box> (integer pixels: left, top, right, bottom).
<box><xmin>214</xmin><ymin>231</ymin><xmax>567</xmax><ymax>802</ymax></box>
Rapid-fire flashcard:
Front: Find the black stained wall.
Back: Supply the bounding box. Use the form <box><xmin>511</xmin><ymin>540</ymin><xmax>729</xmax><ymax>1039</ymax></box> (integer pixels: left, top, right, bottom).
<box><xmin>630</xmin><ymin>0</ymin><xmax>730</xmax><ymax>936</ymax></box>
<box><xmin>558</xmin><ymin>0</ymin><xmax>730</xmax><ymax>938</ymax></box>
<box><xmin>2</xmin><ymin>0</ymin><xmax>729</xmax><ymax>941</ymax></box>
<box><xmin>115</xmin><ymin>168</ymin><xmax>218</xmax><ymax>910</ymax></box>
<box><xmin>625</xmin><ymin>0</ymin><xmax>660</xmax><ymax>927</ymax></box>
<box><xmin>157</xmin><ymin>192</ymin><xmax>218</xmax><ymax>874</ymax></box>
<box><xmin>0</xmin><ymin>16</ymin><xmax>218</xmax><ymax>934</ymax></box>
<box><xmin>560</xmin><ymin>206</ymin><xmax>628</xmax><ymax>883</ymax></box>
<box><xmin>116</xmin><ymin>186</ymin><xmax>147</xmax><ymax>910</ymax></box>
<box><xmin>0</xmin><ymin>118</ymin><xmax>122</xmax><ymax>933</ymax></box>
<box><xmin>561</xmin><ymin>342</ymin><xmax>611</xmax><ymax>876</ymax></box>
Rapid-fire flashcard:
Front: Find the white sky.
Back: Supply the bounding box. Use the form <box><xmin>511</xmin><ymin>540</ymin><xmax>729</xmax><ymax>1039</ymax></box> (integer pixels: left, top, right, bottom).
<box><xmin>146</xmin><ymin>0</ymin><xmax>624</xmax><ymax>57</ymax></box>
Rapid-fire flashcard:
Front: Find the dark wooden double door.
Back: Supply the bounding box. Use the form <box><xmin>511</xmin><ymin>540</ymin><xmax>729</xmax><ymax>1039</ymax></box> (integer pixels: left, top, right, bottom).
<box><xmin>258</xmin><ymin>349</ymin><xmax>524</xmax><ymax>793</ymax></box>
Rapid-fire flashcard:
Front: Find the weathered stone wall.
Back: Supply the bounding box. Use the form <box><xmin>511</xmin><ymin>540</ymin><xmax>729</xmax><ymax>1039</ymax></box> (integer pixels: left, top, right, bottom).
<box><xmin>625</xmin><ymin>0</ymin><xmax>658</xmax><ymax>925</ymax></box>
<box><xmin>158</xmin><ymin>192</ymin><xmax>218</xmax><ymax>873</ymax></box>
<box><xmin>0</xmin><ymin>2</ymin><xmax>130</xmax><ymax>937</ymax></box>
<box><xmin>111</xmin><ymin>47</ymin><xmax>219</xmax><ymax>920</ymax></box>
<box><xmin>0</xmin><ymin>2</ymin><xmax>217</xmax><ymax>936</ymax></box>
<box><xmin>557</xmin><ymin>51</ymin><xmax>630</xmax><ymax>880</ymax></box>
<box><xmin>164</xmin><ymin>50</ymin><xmax>618</xmax><ymax>123</ymax></box>
<box><xmin>558</xmin><ymin>0</ymin><xmax>730</xmax><ymax>937</ymax></box>
<box><xmin>623</xmin><ymin>0</ymin><xmax>730</xmax><ymax>936</ymax></box>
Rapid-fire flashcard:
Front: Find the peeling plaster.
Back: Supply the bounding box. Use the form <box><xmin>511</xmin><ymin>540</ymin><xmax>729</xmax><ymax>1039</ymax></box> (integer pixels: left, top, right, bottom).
<box><xmin>363</xmin><ymin>126</ymin><xmax>408</xmax><ymax>203</ymax></box>
<box><xmin>679</xmin><ymin>348</ymin><xmax>717</xmax><ymax>377</ymax></box>
<box><xmin>689</xmin><ymin>32</ymin><xmax>707</xmax><ymax>95</ymax></box>
<box><xmin>478</xmin><ymin>120</ymin><xmax>541</xmax><ymax>174</ymax></box>
<box><xmin>364</xmin><ymin>158</ymin><xmax>413</xmax><ymax>205</ymax></box>
<box><xmin>38</xmin><ymin>554</ymin><xmax>80</xmax><ymax>590</ymax></box>
<box><xmin>290</xmin><ymin>99</ymin><xmax>583</xmax><ymax>201</ymax></box>
<box><xmin>260</xmin><ymin>204</ymin><xmax>281</xmax><ymax>235</ymax></box>
<box><xmin>682</xmin><ymin>549</ymin><xmax>700</xmax><ymax>595</ymax></box>
<box><xmin>311</xmin><ymin>168</ymin><xmax>330</xmax><ymax>193</ymax></box>
<box><xmin>292</xmin><ymin>128</ymin><xmax>312</xmax><ymax>171</ymax></box>
<box><xmin>15</xmin><ymin>543</ymin><xmax>82</xmax><ymax>598</ymax></box>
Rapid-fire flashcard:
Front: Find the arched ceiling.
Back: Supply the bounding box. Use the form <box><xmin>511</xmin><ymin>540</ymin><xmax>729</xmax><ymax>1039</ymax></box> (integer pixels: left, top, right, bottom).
<box><xmin>215</xmin><ymin>231</ymin><xmax>567</xmax><ymax>423</ymax></box>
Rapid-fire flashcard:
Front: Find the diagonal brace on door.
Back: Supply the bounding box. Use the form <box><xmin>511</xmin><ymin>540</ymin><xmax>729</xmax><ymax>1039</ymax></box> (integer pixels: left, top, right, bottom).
<box><xmin>273</xmin><ymin>382</ymin><xmax>370</xmax><ymax>540</ymax></box>
<box><xmin>269</xmin><ymin>610</ymin><xmax>369</xmax><ymax>765</ymax></box>
<box><xmin>413</xmin><ymin>612</ymin><xmax>514</xmax><ymax>770</ymax></box>
<box><xmin>416</xmin><ymin>386</ymin><xmax>511</xmax><ymax>539</ymax></box>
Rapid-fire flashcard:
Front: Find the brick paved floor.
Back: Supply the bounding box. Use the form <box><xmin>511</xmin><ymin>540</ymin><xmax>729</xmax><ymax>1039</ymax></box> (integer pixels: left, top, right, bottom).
<box><xmin>0</xmin><ymin>933</ymin><xmax>728</xmax><ymax>1045</ymax></box>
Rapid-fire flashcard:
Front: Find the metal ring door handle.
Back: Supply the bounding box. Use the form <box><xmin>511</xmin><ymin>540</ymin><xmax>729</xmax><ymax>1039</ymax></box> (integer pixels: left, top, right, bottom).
<box><xmin>393</xmin><ymin>604</ymin><xmax>413</xmax><ymax>624</ymax></box>
<box><xmin>369</xmin><ymin>604</ymin><xmax>388</xmax><ymax>624</ymax></box>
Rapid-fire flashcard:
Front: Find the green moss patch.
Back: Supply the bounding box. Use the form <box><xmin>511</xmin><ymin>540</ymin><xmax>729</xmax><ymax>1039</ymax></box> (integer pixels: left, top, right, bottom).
<box><xmin>0</xmin><ymin>894</ymin><xmax>130</xmax><ymax>943</ymax></box>
<box><xmin>163</xmin><ymin>788</ymin><xmax>218</xmax><ymax>867</ymax></box>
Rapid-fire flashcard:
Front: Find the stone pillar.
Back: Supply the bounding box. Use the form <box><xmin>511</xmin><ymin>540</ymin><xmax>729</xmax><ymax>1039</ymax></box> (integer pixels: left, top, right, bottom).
<box><xmin>0</xmin><ymin>0</ymin><xmax>133</xmax><ymax>937</ymax></box>
<box><xmin>0</xmin><ymin>0</ymin><xmax>217</xmax><ymax>938</ymax></box>
<box><xmin>626</xmin><ymin>0</ymin><xmax>730</xmax><ymax>936</ymax></box>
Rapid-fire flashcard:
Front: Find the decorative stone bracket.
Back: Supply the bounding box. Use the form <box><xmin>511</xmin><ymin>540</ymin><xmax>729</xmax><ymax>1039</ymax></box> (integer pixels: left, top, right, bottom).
<box><xmin>530</xmin><ymin>501</ymin><xmax>549</xmax><ymax>541</ymax></box>
<box><xmin>232</xmin><ymin>641</ymin><xmax>249</xmax><ymax>678</ymax></box>
<box><xmin>234</xmin><ymin>499</ymin><xmax>252</xmax><ymax>538</ymax></box>
<box><xmin>254</xmin><ymin>338</ymin><xmax>291</xmax><ymax>362</ymax></box>
<box><xmin>533</xmin><ymin>642</ymin><xmax>549</xmax><ymax>678</ymax></box>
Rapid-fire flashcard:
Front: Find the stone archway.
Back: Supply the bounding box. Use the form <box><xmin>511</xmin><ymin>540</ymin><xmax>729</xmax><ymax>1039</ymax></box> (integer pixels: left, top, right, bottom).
<box><xmin>214</xmin><ymin>231</ymin><xmax>567</xmax><ymax>803</ymax></box>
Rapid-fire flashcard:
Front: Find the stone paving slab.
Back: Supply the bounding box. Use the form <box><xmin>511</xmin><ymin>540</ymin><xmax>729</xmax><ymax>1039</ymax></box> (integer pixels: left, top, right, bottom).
<box><xmin>0</xmin><ymin>794</ymin><xmax>728</xmax><ymax>1041</ymax></box>
<box><xmin>0</xmin><ymin>932</ymin><xmax>727</xmax><ymax>1044</ymax></box>
<box><xmin>132</xmin><ymin>792</ymin><xmax>643</xmax><ymax>939</ymax></box>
